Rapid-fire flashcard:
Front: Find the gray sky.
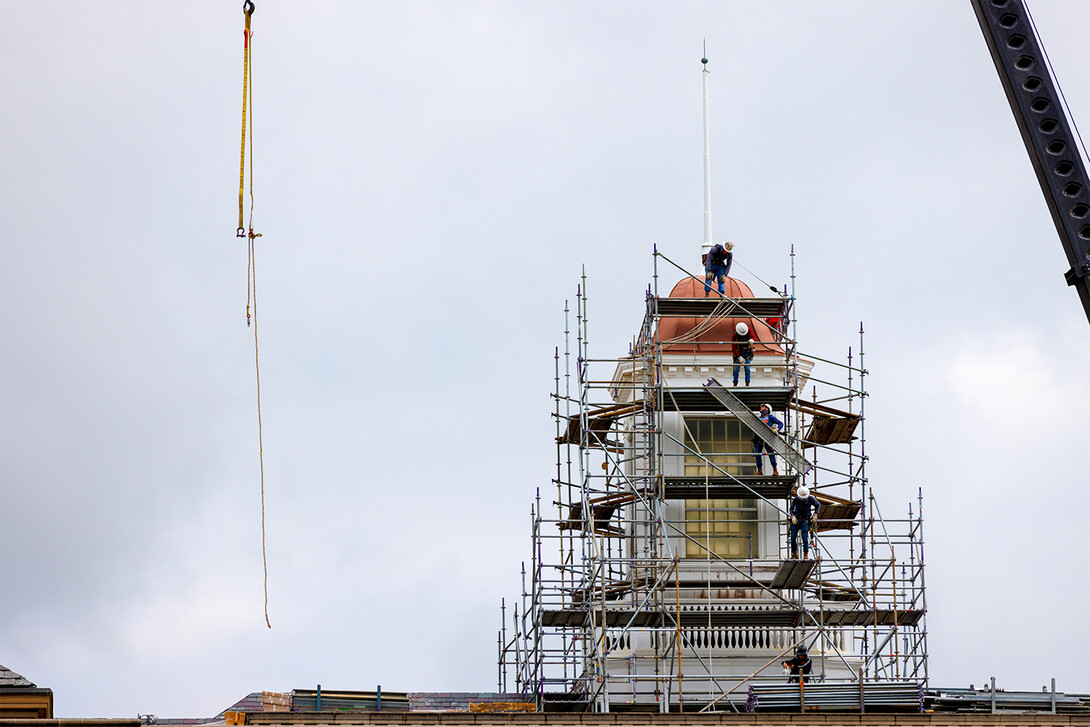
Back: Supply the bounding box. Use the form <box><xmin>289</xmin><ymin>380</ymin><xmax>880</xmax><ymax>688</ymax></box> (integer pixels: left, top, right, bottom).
<box><xmin>2</xmin><ymin>0</ymin><xmax>1089</xmax><ymax>718</ymax></box>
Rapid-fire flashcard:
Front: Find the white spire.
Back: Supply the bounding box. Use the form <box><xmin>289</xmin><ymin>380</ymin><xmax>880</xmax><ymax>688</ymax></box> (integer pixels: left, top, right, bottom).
<box><xmin>701</xmin><ymin>49</ymin><xmax>713</xmax><ymax>258</ymax></box>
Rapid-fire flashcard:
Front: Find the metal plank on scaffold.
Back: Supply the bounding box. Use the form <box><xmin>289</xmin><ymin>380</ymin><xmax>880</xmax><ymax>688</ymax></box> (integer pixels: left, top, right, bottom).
<box><xmin>704</xmin><ymin>378</ymin><xmax>813</xmax><ymax>475</ymax></box>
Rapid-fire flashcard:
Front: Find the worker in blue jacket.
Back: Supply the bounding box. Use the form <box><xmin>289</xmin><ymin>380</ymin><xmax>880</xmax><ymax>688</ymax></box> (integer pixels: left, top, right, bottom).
<box><xmin>753</xmin><ymin>403</ymin><xmax>783</xmax><ymax>476</ymax></box>
<box><xmin>789</xmin><ymin>485</ymin><xmax>821</xmax><ymax>560</ymax></box>
<box><xmin>704</xmin><ymin>241</ymin><xmax>733</xmax><ymax>296</ymax></box>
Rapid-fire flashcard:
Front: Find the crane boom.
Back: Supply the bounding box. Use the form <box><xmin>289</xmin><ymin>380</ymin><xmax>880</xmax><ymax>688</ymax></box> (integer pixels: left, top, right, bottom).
<box><xmin>970</xmin><ymin>0</ymin><xmax>1090</xmax><ymax>325</ymax></box>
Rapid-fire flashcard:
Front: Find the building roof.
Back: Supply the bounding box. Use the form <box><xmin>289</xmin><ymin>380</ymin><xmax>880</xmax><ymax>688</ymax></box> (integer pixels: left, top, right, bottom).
<box><xmin>0</xmin><ymin>664</ymin><xmax>54</xmax><ymax>720</ymax></box>
<box><xmin>1</xmin><ymin>664</ymin><xmax>36</xmax><ymax>688</ymax></box>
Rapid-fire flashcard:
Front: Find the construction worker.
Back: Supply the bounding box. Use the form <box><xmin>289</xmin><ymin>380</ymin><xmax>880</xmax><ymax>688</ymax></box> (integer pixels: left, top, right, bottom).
<box><xmin>782</xmin><ymin>644</ymin><xmax>813</xmax><ymax>683</ymax></box>
<box><xmin>732</xmin><ymin>322</ymin><xmax>755</xmax><ymax>386</ymax></box>
<box><xmin>789</xmin><ymin>485</ymin><xmax>821</xmax><ymax>560</ymax></box>
<box><xmin>704</xmin><ymin>241</ymin><xmax>733</xmax><ymax>296</ymax></box>
<box><xmin>753</xmin><ymin>403</ymin><xmax>783</xmax><ymax>476</ymax></box>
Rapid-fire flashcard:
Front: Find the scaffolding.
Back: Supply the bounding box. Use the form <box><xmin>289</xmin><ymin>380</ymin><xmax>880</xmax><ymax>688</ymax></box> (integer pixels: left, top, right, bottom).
<box><xmin>498</xmin><ymin>249</ymin><xmax>928</xmax><ymax>713</ymax></box>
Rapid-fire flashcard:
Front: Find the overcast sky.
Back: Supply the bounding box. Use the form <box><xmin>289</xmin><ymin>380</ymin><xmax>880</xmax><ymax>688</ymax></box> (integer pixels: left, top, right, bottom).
<box><xmin>2</xmin><ymin>0</ymin><xmax>1089</xmax><ymax>719</ymax></box>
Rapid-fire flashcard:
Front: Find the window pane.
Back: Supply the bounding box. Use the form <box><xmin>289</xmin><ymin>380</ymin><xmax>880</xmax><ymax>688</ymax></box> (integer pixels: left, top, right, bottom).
<box><xmin>681</xmin><ymin>489</ymin><xmax>757</xmax><ymax>559</ymax></box>
<box><xmin>684</xmin><ymin>416</ymin><xmax>754</xmax><ymax>477</ymax></box>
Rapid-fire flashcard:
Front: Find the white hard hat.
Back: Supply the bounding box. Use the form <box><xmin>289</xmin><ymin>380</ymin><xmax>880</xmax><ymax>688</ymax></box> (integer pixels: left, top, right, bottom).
<box><xmin>760</xmin><ymin>403</ymin><xmax>772</xmax><ymax>412</ymax></box>
<box><xmin>797</xmin><ymin>486</ymin><xmax>810</xmax><ymax>498</ymax></box>
<box><xmin>735</xmin><ymin>322</ymin><xmax>749</xmax><ymax>335</ymax></box>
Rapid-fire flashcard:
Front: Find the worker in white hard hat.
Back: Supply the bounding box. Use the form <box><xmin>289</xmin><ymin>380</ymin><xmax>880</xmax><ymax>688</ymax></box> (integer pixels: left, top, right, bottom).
<box><xmin>731</xmin><ymin>321</ymin><xmax>755</xmax><ymax>386</ymax></box>
<box><xmin>753</xmin><ymin>403</ymin><xmax>784</xmax><ymax>476</ymax></box>
<box><xmin>789</xmin><ymin>485</ymin><xmax>821</xmax><ymax>560</ymax></box>
<box><xmin>703</xmin><ymin>241</ymin><xmax>734</xmax><ymax>297</ymax></box>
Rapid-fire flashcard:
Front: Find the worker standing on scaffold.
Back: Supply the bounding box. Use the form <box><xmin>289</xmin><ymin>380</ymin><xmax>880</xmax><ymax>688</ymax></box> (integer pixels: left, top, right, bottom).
<box><xmin>753</xmin><ymin>403</ymin><xmax>783</xmax><ymax>476</ymax></box>
<box><xmin>703</xmin><ymin>241</ymin><xmax>734</xmax><ymax>296</ymax></box>
<box><xmin>789</xmin><ymin>485</ymin><xmax>820</xmax><ymax>560</ymax></box>
<box><xmin>732</xmin><ymin>321</ymin><xmax>755</xmax><ymax>386</ymax></box>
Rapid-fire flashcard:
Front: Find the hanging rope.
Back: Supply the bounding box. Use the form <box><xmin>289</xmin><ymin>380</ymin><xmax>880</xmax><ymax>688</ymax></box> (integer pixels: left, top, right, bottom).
<box><xmin>237</xmin><ymin>0</ymin><xmax>253</xmax><ymax>238</ymax></box>
<box><xmin>237</xmin><ymin>0</ymin><xmax>270</xmax><ymax>629</ymax></box>
<box><xmin>249</xmin><ymin>231</ymin><xmax>270</xmax><ymax>630</ymax></box>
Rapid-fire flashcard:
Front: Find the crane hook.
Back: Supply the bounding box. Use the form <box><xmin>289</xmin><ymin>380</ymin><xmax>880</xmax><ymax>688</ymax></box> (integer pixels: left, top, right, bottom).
<box><xmin>243</xmin><ymin>0</ymin><xmax>255</xmax><ymax>15</ymax></box>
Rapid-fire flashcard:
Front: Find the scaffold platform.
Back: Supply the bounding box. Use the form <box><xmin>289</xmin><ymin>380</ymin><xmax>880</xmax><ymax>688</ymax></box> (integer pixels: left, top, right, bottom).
<box><xmin>662</xmin><ymin>475</ymin><xmax>796</xmax><ymax>500</ymax></box>
<box><xmin>655</xmin><ymin>296</ymin><xmax>790</xmax><ymax>318</ymax></box>
<box><xmin>541</xmin><ymin>608</ymin><xmax>806</xmax><ymax>628</ymax></box>
<box><xmin>814</xmin><ymin>609</ymin><xmax>925</xmax><ymax>627</ymax></box>
<box><xmin>660</xmin><ymin>387</ymin><xmax>794</xmax><ymax>412</ymax></box>
<box><xmin>539</xmin><ymin>605</ymin><xmax>921</xmax><ymax>629</ymax></box>
<box><xmin>814</xmin><ymin>491</ymin><xmax>862</xmax><ymax>531</ymax></box>
<box><xmin>770</xmin><ymin>559</ymin><xmax>816</xmax><ymax>589</ymax></box>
